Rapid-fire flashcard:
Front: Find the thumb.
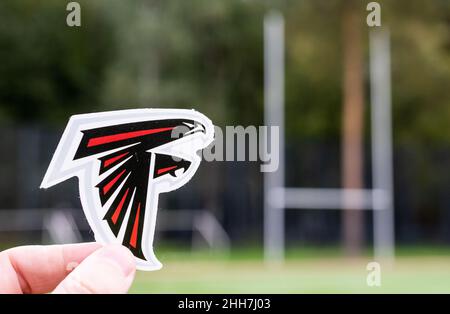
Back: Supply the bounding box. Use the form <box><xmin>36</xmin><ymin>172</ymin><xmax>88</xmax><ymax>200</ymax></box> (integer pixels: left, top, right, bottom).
<box><xmin>53</xmin><ymin>244</ymin><xmax>136</xmax><ymax>294</ymax></box>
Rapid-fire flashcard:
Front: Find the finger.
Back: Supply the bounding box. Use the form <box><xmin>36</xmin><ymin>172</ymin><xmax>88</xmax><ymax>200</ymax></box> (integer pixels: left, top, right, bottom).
<box><xmin>52</xmin><ymin>244</ymin><xmax>135</xmax><ymax>294</ymax></box>
<box><xmin>0</xmin><ymin>242</ymin><xmax>101</xmax><ymax>294</ymax></box>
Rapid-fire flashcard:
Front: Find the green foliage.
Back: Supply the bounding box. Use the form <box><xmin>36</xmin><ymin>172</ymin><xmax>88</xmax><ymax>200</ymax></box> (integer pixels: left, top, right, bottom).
<box><xmin>0</xmin><ymin>0</ymin><xmax>116</xmax><ymax>124</ymax></box>
<box><xmin>384</xmin><ymin>0</ymin><xmax>450</xmax><ymax>144</ymax></box>
<box><xmin>100</xmin><ymin>0</ymin><xmax>266</xmax><ymax>126</ymax></box>
<box><xmin>0</xmin><ymin>0</ymin><xmax>449</xmax><ymax>143</ymax></box>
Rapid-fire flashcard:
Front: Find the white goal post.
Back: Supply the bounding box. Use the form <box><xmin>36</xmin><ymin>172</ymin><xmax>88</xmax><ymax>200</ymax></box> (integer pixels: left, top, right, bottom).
<box><xmin>263</xmin><ymin>11</ymin><xmax>395</xmax><ymax>264</ymax></box>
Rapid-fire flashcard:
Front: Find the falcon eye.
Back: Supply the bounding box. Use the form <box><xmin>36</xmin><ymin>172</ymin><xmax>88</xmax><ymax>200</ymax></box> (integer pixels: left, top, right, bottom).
<box><xmin>183</xmin><ymin>122</ymin><xmax>194</xmax><ymax>128</ymax></box>
<box><xmin>172</xmin><ymin>125</ymin><xmax>190</xmax><ymax>139</ymax></box>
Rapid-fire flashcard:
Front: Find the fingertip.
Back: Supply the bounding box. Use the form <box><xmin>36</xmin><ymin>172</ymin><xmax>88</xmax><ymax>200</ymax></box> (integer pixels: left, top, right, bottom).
<box><xmin>53</xmin><ymin>244</ymin><xmax>136</xmax><ymax>294</ymax></box>
<box><xmin>97</xmin><ymin>244</ymin><xmax>136</xmax><ymax>277</ymax></box>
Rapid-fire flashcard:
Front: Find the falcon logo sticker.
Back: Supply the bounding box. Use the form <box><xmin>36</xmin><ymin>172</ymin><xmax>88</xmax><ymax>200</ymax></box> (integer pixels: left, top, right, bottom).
<box><xmin>41</xmin><ymin>109</ymin><xmax>214</xmax><ymax>270</ymax></box>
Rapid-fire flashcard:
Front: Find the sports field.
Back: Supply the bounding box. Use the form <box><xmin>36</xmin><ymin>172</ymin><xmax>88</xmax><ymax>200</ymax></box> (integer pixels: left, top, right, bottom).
<box><xmin>130</xmin><ymin>246</ymin><xmax>450</xmax><ymax>293</ymax></box>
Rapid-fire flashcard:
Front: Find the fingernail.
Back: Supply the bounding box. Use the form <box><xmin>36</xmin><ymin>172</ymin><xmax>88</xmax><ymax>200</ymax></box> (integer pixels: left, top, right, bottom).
<box><xmin>98</xmin><ymin>244</ymin><xmax>136</xmax><ymax>276</ymax></box>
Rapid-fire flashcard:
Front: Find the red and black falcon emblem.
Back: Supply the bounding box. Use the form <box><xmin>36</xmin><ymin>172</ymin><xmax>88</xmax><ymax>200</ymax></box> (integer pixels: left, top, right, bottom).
<box><xmin>41</xmin><ymin>109</ymin><xmax>214</xmax><ymax>270</ymax></box>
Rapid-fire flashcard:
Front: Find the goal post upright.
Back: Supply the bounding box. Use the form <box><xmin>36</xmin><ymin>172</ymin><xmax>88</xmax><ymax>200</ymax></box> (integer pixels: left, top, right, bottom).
<box><xmin>263</xmin><ymin>11</ymin><xmax>285</xmax><ymax>264</ymax></box>
<box><xmin>370</xmin><ymin>29</ymin><xmax>395</xmax><ymax>264</ymax></box>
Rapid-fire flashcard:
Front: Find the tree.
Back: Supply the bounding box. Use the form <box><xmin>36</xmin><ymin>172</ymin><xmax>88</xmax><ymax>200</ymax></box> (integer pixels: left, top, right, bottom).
<box><xmin>340</xmin><ymin>0</ymin><xmax>365</xmax><ymax>256</ymax></box>
<box><xmin>0</xmin><ymin>0</ymin><xmax>116</xmax><ymax>125</ymax></box>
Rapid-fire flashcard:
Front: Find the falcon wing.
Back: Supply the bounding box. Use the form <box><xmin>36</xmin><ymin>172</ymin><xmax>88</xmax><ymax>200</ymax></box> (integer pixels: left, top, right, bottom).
<box><xmin>97</xmin><ymin>148</ymin><xmax>150</xmax><ymax>258</ymax></box>
<box><xmin>98</xmin><ymin>150</ymin><xmax>192</xmax><ymax>259</ymax></box>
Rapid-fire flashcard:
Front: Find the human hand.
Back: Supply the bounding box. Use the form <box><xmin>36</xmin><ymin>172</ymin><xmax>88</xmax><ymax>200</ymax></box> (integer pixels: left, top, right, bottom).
<box><xmin>0</xmin><ymin>242</ymin><xmax>136</xmax><ymax>294</ymax></box>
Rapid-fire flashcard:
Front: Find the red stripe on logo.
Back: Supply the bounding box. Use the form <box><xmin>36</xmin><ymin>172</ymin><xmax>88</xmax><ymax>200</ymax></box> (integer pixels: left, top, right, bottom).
<box><xmin>111</xmin><ymin>188</ymin><xmax>130</xmax><ymax>225</ymax></box>
<box><xmin>104</xmin><ymin>152</ymin><xmax>129</xmax><ymax>168</ymax></box>
<box><xmin>130</xmin><ymin>203</ymin><xmax>141</xmax><ymax>248</ymax></box>
<box><xmin>87</xmin><ymin>127</ymin><xmax>174</xmax><ymax>147</ymax></box>
<box><xmin>157</xmin><ymin>165</ymin><xmax>177</xmax><ymax>175</ymax></box>
<box><xmin>102</xmin><ymin>169</ymin><xmax>126</xmax><ymax>194</ymax></box>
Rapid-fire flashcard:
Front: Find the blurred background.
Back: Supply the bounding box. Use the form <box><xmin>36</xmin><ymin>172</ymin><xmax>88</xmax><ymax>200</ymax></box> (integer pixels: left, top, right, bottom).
<box><xmin>1</xmin><ymin>0</ymin><xmax>450</xmax><ymax>293</ymax></box>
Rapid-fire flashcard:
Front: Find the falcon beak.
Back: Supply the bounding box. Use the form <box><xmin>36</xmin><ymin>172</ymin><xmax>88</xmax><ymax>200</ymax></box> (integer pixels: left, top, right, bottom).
<box><xmin>183</xmin><ymin>121</ymin><xmax>206</xmax><ymax>136</ymax></box>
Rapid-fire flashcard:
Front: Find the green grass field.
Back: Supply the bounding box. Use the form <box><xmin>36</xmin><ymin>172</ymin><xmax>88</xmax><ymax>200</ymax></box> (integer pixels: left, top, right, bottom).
<box><xmin>130</xmin><ymin>246</ymin><xmax>450</xmax><ymax>293</ymax></box>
